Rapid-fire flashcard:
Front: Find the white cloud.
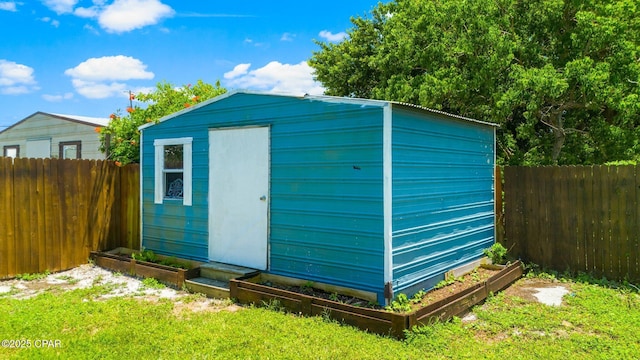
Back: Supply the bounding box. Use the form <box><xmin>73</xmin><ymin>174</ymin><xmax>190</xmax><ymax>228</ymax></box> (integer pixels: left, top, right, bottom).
<box><xmin>224</xmin><ymin>61</ymin><xmax>324</xmax><ymax>95</ymax></box>
<box><xmin>319</xmin><ymin>30</ymin><xmax>347</xmax><ymax>42</ymax></box>
<box><xmin>74</xmin><ymin>6</ymin><xmax>98</xmax><ymax>18</ymax></box>
<box><xmin>65</xmin><ymin>55</ymin><xmax>154</xmax><ymax>98</ymax></box>
<box><xmin>70</xmin><ymin>79</ymin><xmax>127</xmax><ymax>99</ymax></box>
<box><xmin>0</xmin><ymin>59</ymin><xmax>38</xmax><ymax>95</ymax></box>
<box><xmin>223</xmin><ymin>63</ymin><xmax>251</xmax><ymax>79</ymax></box>
<box><xmin>40</xmin><ymin>17</ymin><xmax>60</xmax><ymax>27</ymax></box>
<box><xmin>40</xmin><ymin>0</ymin><xmax>174</xmax><ymax>33</ymax></box>
<box><xmin>41</xmin><ymin>0</ymin><xmax>78</xmax><ymax>14</ymax></box>
<box><xmin>0</xmin><ymin>1</ymin><xmax>18</xmax><ymax>11</ymax></box>
<box><xmin>42</xmin><ymin>92</ymin><xmax>74</xmax><ymax>102</ymax></box>
<box><xmin>242</xmin><ymin>38</ymin><xmax>269</xmax><ymax>48</ymax></box>
<box><xmin>83</xmin><ymin>24</ymin><xmax>99</xmax><ymax>34</ymax></box>
<box><xmin>98</xmin><ymin>0</ymin><xmax>174</xmax><ymax>33</ymax></box>
<box><xmin>280</xmin><ymin>32</ymin><xmax>294</xmax><ymax>42</ymax></box>
<box><xmin>65</xmin><ymin>55</ymin><xmax>154</xmax><ymax>81</ymax></box>
<box><xmin>3</xmin><ymin>86</ymin><xmax>30</xmax><ymax>95</ymax></box>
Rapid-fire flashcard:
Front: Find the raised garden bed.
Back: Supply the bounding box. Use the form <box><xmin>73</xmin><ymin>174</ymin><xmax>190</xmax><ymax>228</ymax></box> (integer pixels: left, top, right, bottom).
<box><xmin>90</xmin><ymin>247</ymin><xmax>201</xmax><ymax>288</ymax></box>
<box><xmin>230</xmin><ymin>260</ymin><xmax>523</xmax><ymax>338</ymax></box>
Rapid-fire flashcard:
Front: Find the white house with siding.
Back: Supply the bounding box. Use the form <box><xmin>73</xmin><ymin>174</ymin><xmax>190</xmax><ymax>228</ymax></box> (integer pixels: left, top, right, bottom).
<box><xmin>0</xmin><ymin>112</ymin><xmax>109</xmax><ymax>160</ymax></box>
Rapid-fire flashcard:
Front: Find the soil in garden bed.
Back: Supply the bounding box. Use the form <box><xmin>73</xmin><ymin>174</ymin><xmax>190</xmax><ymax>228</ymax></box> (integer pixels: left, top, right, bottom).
<box><xmin>407</xmin><ymin>266</ymin><xmax>500</xmax><ymax>311</ymax></box>
<box><xmin>109</xmin><ymin>251</ymin><xmax>193</xmax><ymax>270</ymax></box>
<box><xmin>259</xmin><ymin>280</ymin><xmax>380</xmax><ymax>308</ymax></box>
<box><xmin>259</xmin><ymin>266</ymin><xmax>502</xmax><ymax>312</ymax></box>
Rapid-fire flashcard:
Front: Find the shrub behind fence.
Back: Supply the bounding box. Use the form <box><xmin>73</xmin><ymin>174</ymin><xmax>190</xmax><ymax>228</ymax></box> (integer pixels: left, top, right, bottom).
<box><xmin>0</xmin><ymin>157</ymin><xmax>139</xmax><ymax>278</ymax></box>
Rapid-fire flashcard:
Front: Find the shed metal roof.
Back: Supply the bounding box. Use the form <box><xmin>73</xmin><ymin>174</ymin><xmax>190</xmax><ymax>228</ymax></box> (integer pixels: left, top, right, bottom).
<box><xmin>139</xmin><ymin>90</ymin><xmax>498</xmax><ymax>131</ymax></box>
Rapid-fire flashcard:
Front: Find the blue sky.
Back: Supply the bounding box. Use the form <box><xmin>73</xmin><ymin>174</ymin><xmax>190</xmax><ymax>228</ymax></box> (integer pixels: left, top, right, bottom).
<box><xmin>0</xmin><ymin>0</ymin><xmax>380</xmax><ymax>129</ymax></box>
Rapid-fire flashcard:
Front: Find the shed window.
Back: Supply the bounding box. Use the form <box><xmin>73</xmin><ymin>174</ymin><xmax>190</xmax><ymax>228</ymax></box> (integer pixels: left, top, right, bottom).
<box><xmin>3</xmin><ymin>145</ymin><xmax>19</xmax><ymax>158</ymax></box>
<box><xmin>59</xmin><ymin>141</ymin><xmax>81</xmax><ymax>159</ymax></box>
<box><xmin>164</xmin><ymin>145</ymin><xmax>184</xmax><ymax>198</ymax></box>
<box><xmin>154</xmin><ymin>137</ymin><xmax>192</xmax><ymax>206</ymax></box>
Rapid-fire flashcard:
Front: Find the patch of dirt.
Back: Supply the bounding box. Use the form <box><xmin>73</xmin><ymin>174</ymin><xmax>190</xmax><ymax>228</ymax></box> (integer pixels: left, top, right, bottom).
<box><xmin>464</xmin><ymin>277</ymin><xmax>572</xmax><ymax>334</ymax></box>
<box><xmin>0</xmin><ymin>264</ymin><xmax>237</xmax><ymax>314</ymax></box>
<box><xmin>412</xmin><ymin>267</ymin><xmax>500</xmax><ymax>309</ymax></box>
<box><xmin>172</xmin><ymin>300</ymin><xmax>243</xmax><ymax>316</ymax></box>
<box><xmin>501</xmin><ymin>278</ymin><xmax>570</xmax><ymax>304</ymax></box>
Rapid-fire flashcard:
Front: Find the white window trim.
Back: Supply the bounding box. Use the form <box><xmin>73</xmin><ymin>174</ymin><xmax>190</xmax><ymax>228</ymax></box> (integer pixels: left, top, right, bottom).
<box><xmin>154</xmin><ymin>137</ymin><xmax>193</xmax><ymax>206</ymax></box>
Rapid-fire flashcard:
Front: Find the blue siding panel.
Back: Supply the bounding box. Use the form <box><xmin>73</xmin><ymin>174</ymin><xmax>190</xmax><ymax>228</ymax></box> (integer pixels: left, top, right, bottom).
<box><xmin>391</xmin><ymin>107</ymin><xmax>495</xmax><ymax>295</ymax></box>
<box><xmin>268</xmin><ymin>103</ymin><xmax>385</xmax><ymax>296</ymax></box>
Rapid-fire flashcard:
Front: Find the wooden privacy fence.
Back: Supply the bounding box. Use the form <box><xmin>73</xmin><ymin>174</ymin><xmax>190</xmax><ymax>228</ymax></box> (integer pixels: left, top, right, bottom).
<box><xmin>501</xmin><ymin>165</ymin><xmax>639</xmax><ymax>282</ymax></box>
<box><xmin>0</xmin><ymin>157</ymin><xmax>139</xmax><ymax>278</ymax></box>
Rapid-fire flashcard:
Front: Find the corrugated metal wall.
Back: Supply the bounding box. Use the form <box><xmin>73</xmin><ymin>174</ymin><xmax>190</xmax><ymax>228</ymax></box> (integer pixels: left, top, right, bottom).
<box><xmin>141</xmin><ymin>93</ymin><xmax>386</xmax><ymax>294</ymax></box>
<box><xmin>391</xmin><ymin>107</ymin><xmax>495</xmax><ymax>294</ymax></box>
<box><xmin>269</xmin><ymin>102</ymin><xmax>385</xmax><ymax>294</ymax></box>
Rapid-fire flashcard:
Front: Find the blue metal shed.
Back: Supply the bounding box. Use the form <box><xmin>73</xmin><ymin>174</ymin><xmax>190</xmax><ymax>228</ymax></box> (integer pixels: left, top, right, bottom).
<box><xmin>139</xmin><ymin>90</ymin><xmax>497</xmax><ymax>304</ymax></box>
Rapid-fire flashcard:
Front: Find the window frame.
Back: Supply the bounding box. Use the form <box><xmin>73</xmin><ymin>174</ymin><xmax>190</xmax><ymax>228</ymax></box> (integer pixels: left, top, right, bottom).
<box><xmin>59</xmin><ymin>141</ymin><xmax>82</xmax><ymax>159</ymax></box>
<box><xmin>153</xmin><ymin>137</ymin><xmax>192</xmax><ymax>206</ymax></box>
<box><xmin>3</xmin><ymin>145</ymin><xmax>19</xmax><ymax>158</ymax></box>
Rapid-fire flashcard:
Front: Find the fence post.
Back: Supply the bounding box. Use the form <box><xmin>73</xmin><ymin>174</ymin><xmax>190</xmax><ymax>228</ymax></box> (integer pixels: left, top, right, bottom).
<box><xmin>495</xmin><ymin>165</ymin><xmax>504</xmax><ymax>245</ymax></box>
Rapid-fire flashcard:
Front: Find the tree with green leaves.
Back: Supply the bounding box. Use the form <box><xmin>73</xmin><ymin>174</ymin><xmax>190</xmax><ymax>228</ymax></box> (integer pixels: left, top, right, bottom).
<box><xmin>99</xmin><ymin>80</ymin><xmax>226</xmax><ymax>165</ymax></box>
<box><xmin>310</xmin><ymin>0</ymin><xmax>640</xmax><ymax>165</ymax></box>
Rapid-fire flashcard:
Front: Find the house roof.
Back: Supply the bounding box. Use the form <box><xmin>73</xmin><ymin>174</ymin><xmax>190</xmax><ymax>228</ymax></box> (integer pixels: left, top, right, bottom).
<box><xmin>0</xmin><ymin>111</ymin><xmax>110</xmax><ymax>134</ymax></box>
<box><xmin>139</xmin><ymin>90</ymin><xmax>498</xmax><ymax>131</ymax></box>
<box><xmin>49</xmin><ymin>113</ymin><xmax>110</xmax><ymax>126</ymax></box>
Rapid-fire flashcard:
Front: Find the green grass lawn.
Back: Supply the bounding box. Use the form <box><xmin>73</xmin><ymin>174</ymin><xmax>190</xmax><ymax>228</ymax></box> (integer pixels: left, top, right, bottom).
<box><xmin>0</xmin><ymin>273</ymin><xmax>638</xmax><ymax>360</ymax></box>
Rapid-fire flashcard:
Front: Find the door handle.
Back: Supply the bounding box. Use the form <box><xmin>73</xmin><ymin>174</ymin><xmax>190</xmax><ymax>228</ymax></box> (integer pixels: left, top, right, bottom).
<box><xmin>259</xmin><ymin>195</ymin><xmax>267</xmax><ymax>201</ymax></box>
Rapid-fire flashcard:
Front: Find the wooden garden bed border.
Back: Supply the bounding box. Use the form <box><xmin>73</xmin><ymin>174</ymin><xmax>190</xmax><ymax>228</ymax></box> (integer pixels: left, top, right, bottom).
<box><xmin>90</xmin><ymin>249</ymin><xmax>201</xmax><ymax>288</ymax></box>
<box><xmin>230</xmin><ymin>260</ymin><xmax>523</xmax><ymax>338</ymax></box>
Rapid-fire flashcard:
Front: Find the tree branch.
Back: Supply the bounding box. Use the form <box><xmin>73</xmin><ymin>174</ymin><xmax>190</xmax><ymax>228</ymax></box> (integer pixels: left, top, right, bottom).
<box><xmin>540</xmin><ymin>117</ymin><xmax>559</xmax><ymax>130</ymax></box>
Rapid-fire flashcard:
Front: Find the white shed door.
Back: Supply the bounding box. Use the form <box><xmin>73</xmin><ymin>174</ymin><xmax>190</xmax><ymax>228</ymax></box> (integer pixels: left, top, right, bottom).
<box><xmin>208</xmin><ymin>127</ymin><xmax>269</xmax><ymax>270</ymax></box>
<box><xmin>26</xmin><ymin>139</ymin><xmax>51</xmax><ymax>158</ymax></box>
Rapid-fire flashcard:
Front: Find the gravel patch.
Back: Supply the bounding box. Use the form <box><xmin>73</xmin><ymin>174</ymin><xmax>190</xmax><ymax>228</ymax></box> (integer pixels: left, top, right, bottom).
<box><xmin>532</xmin><ymin>286</ymin><xmax>570</xmax><ymax>306</ymax></box>
<box><xmin>0</xmin><ymin>264</ymin><xmax>237</xmax><ymax>312</ymax></box>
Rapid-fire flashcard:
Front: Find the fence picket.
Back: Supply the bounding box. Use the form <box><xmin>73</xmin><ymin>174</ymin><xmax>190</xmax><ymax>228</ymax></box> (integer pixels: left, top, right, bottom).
<box><xmin>35</xmin><ymin>158</ymin><xmax>46</xmax><ymax>273</ymax></box>
<box><xmin>616</xmin><ymin>165</ymin><xmax>633</xmax><ymax>281</ymax></box>
<box><xmin>600</xmin><ymin>166</ymin><xmax>613</xmax><ymax>279</ymax></box>
<box><xmin>16</xmin><ymin>158</ymin><xmax>34</xmax><ymax>274</ymax></box>
<box><xmin>575</xmin><ymin>166</ymin><xmax>587</xmax><ymax>273</ymax></box>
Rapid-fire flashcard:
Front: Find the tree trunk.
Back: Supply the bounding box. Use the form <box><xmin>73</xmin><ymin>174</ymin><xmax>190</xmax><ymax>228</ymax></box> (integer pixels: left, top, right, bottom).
<box><xmin>551</xmin><ymin>111</ymin><xmax>565</xmax><ymax>164</ymax></box>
